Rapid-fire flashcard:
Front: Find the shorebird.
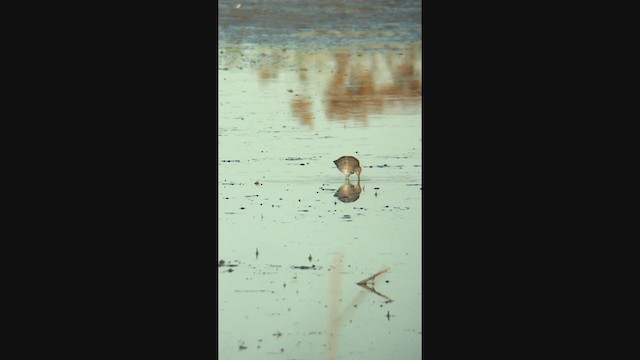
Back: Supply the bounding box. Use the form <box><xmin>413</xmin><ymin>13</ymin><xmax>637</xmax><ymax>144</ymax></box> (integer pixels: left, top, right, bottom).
<box><xmin>333</xmin><ymin>156</ymin><xmax>361</xmax><ymax>181</ymax></box>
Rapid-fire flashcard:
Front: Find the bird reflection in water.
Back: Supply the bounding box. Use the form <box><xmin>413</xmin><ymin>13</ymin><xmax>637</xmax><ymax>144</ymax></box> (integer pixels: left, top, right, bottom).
<box><xmin>334</xmin><ymin>179</ymin><xmax>362</xmax><ymax>203</ymax></box>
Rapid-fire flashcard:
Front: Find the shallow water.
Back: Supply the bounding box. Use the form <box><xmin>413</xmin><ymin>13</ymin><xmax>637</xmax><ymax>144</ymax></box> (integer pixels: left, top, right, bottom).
<box><xmin>219</xmin><ymin>2</ymin><xmax>422</xmax><ymax>359</ymax></box>
<box><xmin>218</xmin><ymin>0</ymin><xmax>422</xmax><ymax>49</ymax></box>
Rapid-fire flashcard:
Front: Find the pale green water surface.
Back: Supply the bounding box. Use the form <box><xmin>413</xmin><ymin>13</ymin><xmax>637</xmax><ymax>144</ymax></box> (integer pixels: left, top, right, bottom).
<box><xmin>218</xmin><ymin>2</ymin><xmax>422</xmax><ymax>359</ymax></box>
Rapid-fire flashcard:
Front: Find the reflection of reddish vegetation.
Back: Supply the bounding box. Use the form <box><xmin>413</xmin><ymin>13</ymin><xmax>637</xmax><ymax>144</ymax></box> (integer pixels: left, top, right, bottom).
<box><xmin>243</xmin><ymin>45</ymin><xmax>422</xmax><ymax>125</ymax></box>
<box><xmin>327</xmin><ymin>254</ymin><xmax>343</xmax><ymax>360</ymax></box>
<box><xmin>291</xmin><ymin>98</ymin><xmax>314</xmax><ymax>128</ymax></box>
<box><xmin>324</xmin><ymin>50</ymin><xmax>421</xmax><ymax>123</ymax></box>
<box><xmin>326</xmin><ymin>254</ymin><xmax>392</xmax><ymax>360</ymax></box>
<box><xmin>258</xmin><ymin>68</ymin><xmax>278</xmax><ymax>83</ymax></box>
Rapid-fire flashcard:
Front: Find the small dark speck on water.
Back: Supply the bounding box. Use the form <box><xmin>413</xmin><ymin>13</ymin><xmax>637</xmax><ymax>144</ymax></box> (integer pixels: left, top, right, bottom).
<box><xmin>240</xmin><ymin>207</ymin><xmax>245</xmax><ymax>210</ymax></box>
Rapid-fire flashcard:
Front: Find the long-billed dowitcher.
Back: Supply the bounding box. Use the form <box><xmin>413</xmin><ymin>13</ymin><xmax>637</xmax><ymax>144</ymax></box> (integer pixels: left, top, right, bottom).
<box><xmin>334</xmin><ymin>156</ymin><xmax>361</xmax><ymax>181</ymax></box>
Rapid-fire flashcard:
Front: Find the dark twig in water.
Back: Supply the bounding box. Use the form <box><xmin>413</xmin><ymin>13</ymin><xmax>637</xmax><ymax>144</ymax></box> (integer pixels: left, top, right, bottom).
<box><xmin>356</xmin><ymin>267</ymin><xmax>390</xmax><ymax>286</ymax></box>
<box><xmin>356</xmin><ymin>268</ymin><xmax>393</xmax><ymax>302</ymax></box>
<box><xmin>356</xmin><ymin>282</ymin><xmax>394</xmax><ymax>303</ymax></box>
<box><xmin>386</xmin><ymin>310</ymin><xmax>396</xmax><ymax>321</ymax></box>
